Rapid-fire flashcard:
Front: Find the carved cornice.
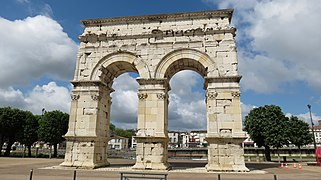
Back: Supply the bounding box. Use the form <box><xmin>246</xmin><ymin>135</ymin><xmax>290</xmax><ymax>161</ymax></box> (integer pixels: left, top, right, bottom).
<box><xmin>81</xmin><ymin>9</ymin><xmax>233</xmax><ymax>27</ymax></box>
<box><xmin>205</xmin><ymin>76</ymin><xmax>242</xmax><ymax>83</ymax></box>
<box><xmin>204</xmin><ymin>76</ymin><xmax>241</xmax><ymax>88</ymax></box>
<box><xmin>71</xmin><ymin>80</ymin><xmax>108</xmax><ymax>87</ymax></box>
<box><xmin>79</xmin><ymin>28</ymin><xmax>236</xmax><ymax>43</ymax></box>
<box><xmin>136</xmin><ymin>78</ymin><xmax>169</xmax><ymax>86</ymax></box>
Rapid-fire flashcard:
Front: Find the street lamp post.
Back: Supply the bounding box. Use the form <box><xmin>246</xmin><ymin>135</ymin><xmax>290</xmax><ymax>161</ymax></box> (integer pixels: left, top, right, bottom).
<box><xmin>307</xmin><ymin>104</ymin><xmax>317</xmax><ymax>153</ymax></box>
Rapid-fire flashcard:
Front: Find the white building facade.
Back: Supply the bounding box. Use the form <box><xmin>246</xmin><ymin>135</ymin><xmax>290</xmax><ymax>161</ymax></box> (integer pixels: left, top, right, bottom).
<box><xmin>108</xmin><ymin>136</ymin><xmax>129</xmax><ymax>150</ymax></box>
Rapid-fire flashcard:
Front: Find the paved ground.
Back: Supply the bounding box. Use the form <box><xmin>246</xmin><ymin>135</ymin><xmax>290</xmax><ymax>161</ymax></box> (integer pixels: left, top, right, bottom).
<box><xmin>0</xmin><ymin>157</ymin><xmax>320</xmax><ymax>180</ymax></box>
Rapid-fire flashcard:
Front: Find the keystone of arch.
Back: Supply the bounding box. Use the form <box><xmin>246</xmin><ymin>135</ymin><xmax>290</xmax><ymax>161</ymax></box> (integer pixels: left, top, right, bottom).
<box><xmin>90</xmin><ymin>51</ymin><xmax>150</xmax><ymax>81</ymax></box>
<box><xmin>154</xmin><ymin>48</ymin><xmax>217</xmax><ymax>79</ymax></box>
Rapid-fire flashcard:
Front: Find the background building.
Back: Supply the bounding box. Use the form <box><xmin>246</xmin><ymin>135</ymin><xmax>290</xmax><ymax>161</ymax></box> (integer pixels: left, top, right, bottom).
<box><xmin>108</xmin><ymin>136</ymin><xmax>129</xmax><ymax>150</ymax></box>
<box><xmin>311</xmin><ymin>120</ymin><xmax>321</xmax><ymax>146</ymax></box>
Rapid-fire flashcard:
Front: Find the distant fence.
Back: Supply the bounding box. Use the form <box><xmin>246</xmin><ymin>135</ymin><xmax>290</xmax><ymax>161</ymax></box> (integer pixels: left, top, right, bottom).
<box><xmin>7</xmin><ymin>147</ymin><xmax>317</xmax><ymax>161</ymax></box>
<box><xmin>167</xmin><ymin>147</ymin><xmax>316</xmax><ymax>160</ymax></box>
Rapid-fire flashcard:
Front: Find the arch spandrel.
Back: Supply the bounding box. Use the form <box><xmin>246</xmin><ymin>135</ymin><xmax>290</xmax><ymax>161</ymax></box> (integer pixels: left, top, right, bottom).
<box><xmin>154</xmin><ymin>48</ymin><xmax>218</xmax><ymax>79</ymax></box>
<box><xmin>90</xmin><ymin>51</ymin><xmax>151</xmax><ymax>82</ymax></box>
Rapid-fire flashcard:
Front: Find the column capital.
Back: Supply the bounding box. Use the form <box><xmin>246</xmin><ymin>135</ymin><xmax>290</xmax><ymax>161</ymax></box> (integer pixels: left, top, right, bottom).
<box><xmin>206</xmin><ymin>91</ymin><xmax>218</xmax><ymax>99</ymax></box>
<box><xmin>71</xmin><ymin>93</ymin><xmax>80</xmax><ymax>101</ymax></box>
<box><xmin>231</xmin><ymin>91</ymin><xmax>241</xmax><ymax>98</ymax></box>
<box><xmin>137</xmin><ymin>92</ymin><xmax>148</xmax><ymax>101</ymax></box>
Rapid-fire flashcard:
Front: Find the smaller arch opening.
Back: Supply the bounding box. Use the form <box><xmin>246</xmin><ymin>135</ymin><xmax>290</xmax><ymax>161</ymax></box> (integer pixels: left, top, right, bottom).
<box><xmin>168</xmin><ymin>70</ymin><xmax>207</xmax><ymax>165</ymax></box>
<box><xmin>109</xmin><ymin>72</ymin><xmax>139</xmax><ymax>153</ymax></box>
<box><xmin>110</xmin><ymin>72</ymin><xmax>139</xmax><ymax>129</ymax></box>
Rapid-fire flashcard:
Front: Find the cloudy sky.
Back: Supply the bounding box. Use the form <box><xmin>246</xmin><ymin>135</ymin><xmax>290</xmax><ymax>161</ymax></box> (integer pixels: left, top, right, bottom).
<box><xmin>1</xmin><ymin>0</ymin><xmax>320</xmax><ymax>130</ymax></box>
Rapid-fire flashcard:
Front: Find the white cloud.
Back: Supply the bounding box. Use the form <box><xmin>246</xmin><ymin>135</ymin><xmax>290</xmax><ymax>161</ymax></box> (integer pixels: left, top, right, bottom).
<box><xmin>168</xmin><ymin>71</ymin><xmax>206</xmax><ymax>131</ymax></box>
<box><xmin>40</xmin><ymin>4</ymin><xmax>53</xmax><ymax>17</ymax></box>
<box><xmin>213</xmin><ymin>0</ymin><xmax>321</xmax><ymax>93</ymax></box>
<box><xmin>25</xmin><ymin>82</ymin><xmax>71</xmax><ymax>113</ymax></box>
<box><xmin>168</xmin><ymin>93</ymin><xmax>206</xmax><ymax>131</ymax></box>
<box><xmin>295</xmin><ymin>112</ymin><xmax>321</xmax><ymax>125</ymax></box>
<box><xmin>110</xmin><ymin>73</ymin><xmax>139</xmax><ymax>129</ymax></box>
<box><xmin>0</xmin><ymin>82</ymin><xmax>71</xmax><ymax>114</ymax></box>
<box><xmin>0</xmin><ymin>15</ymin><xmax>78</xmax><ymax>89</ymax></box>
<box><xmin>15</xmin><ymin>0</ymin><xmax>54</xmax><ymax>18</ymax></box>
<box><xmin>16</xmin><ymin>0</ymin><xmax>30</xmax><ymax>4</ymax></box>
<box><xmin>240</xmin><ymin>102</ymin><xmax>256</xmax><ymax>120</ymax></box>
<box><xmin>169</xmin><ymin>70</ymin><xmax>204</xmax><ymax>103</ymax></box>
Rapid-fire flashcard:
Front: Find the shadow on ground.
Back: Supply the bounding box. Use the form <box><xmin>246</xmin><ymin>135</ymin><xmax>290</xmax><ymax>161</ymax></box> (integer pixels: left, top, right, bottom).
<box><xmin>108</xmin><ymin>159</ymin><xmax>279</xmax><ymax>171</ymax></box>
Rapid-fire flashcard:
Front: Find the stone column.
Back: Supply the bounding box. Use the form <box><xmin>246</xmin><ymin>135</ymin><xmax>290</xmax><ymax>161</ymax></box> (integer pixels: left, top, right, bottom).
<box><xmin>204</xmin><ymin>76</ymin><xmax>249</xmax><ymax>172</ymax></box>
<box><xmin>61</xmin><ymin>80</ymin><xmax>112</xmax><ymax>168</ymax></box>
<box><xmin>132</xmin><ymin>78</ymin><xmax>170</xmax><ymax>170</ymax></box>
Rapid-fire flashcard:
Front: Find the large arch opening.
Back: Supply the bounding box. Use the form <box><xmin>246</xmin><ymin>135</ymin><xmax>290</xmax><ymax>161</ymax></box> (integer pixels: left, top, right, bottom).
<box><xmin>101</xmin><ymin>60</ymin><xmax>140</xmax><ymax>161</ymax></box>
<box><xmin>165</xmin><ymin>58</ymin><xmax>208</xmax><ymax>168</ymax></box>
<box><xmin>168</xmin><ymin>70</ymin><xmax>206</xmax><ymax>136</ymax></box>
<box><xmin>109</xmin><ymin>72</ymin><xmax>138</xmax><ymax>158</ymax></box>
<box><xmin>111</xmin><ymin>72</ymin><xmax>139</xmax><ymax>129</ymax></box>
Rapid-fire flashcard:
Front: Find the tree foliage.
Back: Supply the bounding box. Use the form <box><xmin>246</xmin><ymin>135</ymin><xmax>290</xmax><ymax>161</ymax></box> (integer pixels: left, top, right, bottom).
<box><xmin>38</xmin><ymin>110</ymin><xmax>69</xmax><ymax>157</ymax></box>
<box><xmin>244</xmin><ymin>105</ymin><xmax>289</xmax><ymax>161</ymax></box>
<box><xmin>0</xmin><ymin>107</ymin><xmax>26</xmax><ymax>156</ymax></box>
<box><xmin>288</xmin><ymin>116</ymin><xmax>313</xmax><ymax>148</ymax></box>
<box><xmin>18</xmin><ymin>111</ymin><xmax>39</xmax><ymax>157</ymax></box>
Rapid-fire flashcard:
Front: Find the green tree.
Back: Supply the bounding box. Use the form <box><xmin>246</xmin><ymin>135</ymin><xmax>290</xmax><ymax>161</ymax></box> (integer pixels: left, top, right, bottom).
<box><xmin>0</xmin><ymin>107</ymin><xmax>26</xmax><ymax>156</ymax></box>
<box><xmin>288</xmin><ymin>116</ymin><xmax>313</xmax><ymax>161</ymax></box>
<box><xmin>244</xmin><ymin>105</ymin><xmax>289</xmax><ymax>161</ymax></box>
<box><xmin>18</xmin><ymin>111</ymin><xmax>39</xmax><ymax>157</ymax></box>
<box><xmin>38</xmin><ymin>110</ymin><xmax>69</xmax><ymax>157</ymax></box>
<box><xmin>110</xmin><ymin>123</ymin><xmax>116</xmax><ymax>132</ymax></box>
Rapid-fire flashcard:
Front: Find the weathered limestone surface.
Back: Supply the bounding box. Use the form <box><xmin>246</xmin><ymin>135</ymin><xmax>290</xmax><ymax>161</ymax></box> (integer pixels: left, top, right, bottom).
<box><xmin>62</xmin><ymin>9</ymin><xmax>249</xmax><ymax>171</ymax></box>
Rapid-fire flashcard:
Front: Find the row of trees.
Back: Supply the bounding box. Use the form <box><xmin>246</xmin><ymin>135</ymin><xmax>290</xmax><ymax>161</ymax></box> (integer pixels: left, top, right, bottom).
<box><xmin>244</xmin><ymin>105</ymin><xmax>313</xmax><ymax>161</ymax></box>
<box><xmin>0</xmin><ymin>107</ymin><xmax>69</xmax><ymax>157</ymax></box>
<box><xmin>0</xmin><ymin>107</ymin><xmax>136</xmax><ymax>158</ymax></box>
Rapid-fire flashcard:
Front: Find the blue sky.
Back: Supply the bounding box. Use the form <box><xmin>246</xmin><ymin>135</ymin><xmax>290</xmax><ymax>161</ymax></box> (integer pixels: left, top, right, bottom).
<box><xmin>0</xmin><ymin>0</ymin><xmax>321</xmax><ymax>130</ymax></box>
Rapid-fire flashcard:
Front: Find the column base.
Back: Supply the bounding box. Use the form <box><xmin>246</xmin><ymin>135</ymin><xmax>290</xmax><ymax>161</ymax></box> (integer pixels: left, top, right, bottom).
<box><xmin>60</xmin><ymin>161</ymin><xmax>110</xmax><ymax>169</ymax></box>
<box><xmin>206</xmin><ymin>136</ymin><xmax>249</xmax><ymax>172</ymax></box>
<box><xmin>133</xmin><ymin>136</ymin><xmax>170</xmax><ymax>171</ymax></box>
<box><xmin>61</xmin><ymin>136</ymin><xmax>109</xmax><ymax>169</ymax></box>
<box><xmin>206</xmin><ymin>163</ymin><xmax>249</xmax><ymax>172</ymax></box>
<box><xmin>132</xmin><ymin>161</ymin><xmax>170</xmax><ymax>170</ymax></box>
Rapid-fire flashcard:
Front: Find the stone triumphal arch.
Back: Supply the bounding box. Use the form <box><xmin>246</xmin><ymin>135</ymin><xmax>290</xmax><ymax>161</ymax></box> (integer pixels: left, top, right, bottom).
<box><xmin>61</xmin><ymin>9</ymin><xmax>249</xmax><ymax>171</ymax></box>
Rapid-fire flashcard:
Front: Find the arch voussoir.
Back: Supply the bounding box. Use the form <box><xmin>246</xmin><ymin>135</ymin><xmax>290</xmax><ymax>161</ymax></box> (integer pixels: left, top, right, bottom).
<box><xmin>155</xmin><ymin>48</ymin><xmax>215</xmax><ymax>79</ymax></box>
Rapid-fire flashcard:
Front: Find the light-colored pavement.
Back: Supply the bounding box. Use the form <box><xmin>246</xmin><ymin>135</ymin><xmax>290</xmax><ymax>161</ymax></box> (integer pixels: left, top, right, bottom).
<box><xmin>0</xmin><ymin>157</ymin><xmax>320</xmax><ymax>180</ymax></box>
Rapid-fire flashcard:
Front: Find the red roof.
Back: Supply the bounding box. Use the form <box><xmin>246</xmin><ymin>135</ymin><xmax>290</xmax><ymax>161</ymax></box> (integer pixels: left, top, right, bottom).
<box><xmin>312</xmin><ymin>125</ymin><xmax>321</xmax><ymax>130</ymax></box>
